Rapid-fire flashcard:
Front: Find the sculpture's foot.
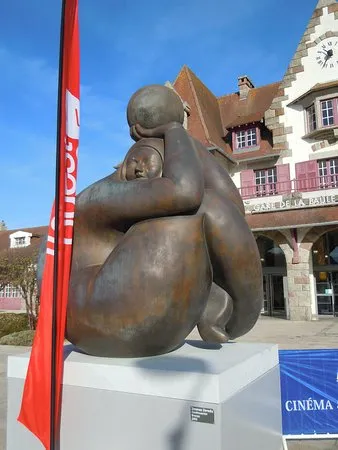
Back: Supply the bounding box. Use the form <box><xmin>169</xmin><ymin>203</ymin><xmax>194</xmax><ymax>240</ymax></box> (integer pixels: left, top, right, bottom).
<box><xmin>197</xmin><ymin>282</ymin><xmax>233</xmax><ymax>344</ymax></box>
<box><xmin>197</xmin><ymin>323</ymin><xmax>230</xmax><ymax>344</ymax></box>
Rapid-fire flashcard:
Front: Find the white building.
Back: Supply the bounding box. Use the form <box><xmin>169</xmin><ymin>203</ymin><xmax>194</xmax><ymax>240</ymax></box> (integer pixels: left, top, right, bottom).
<box><xmin>172</xmin><ymin>0</ymin><xmax>338</xmax><ymax>320</ymax></box>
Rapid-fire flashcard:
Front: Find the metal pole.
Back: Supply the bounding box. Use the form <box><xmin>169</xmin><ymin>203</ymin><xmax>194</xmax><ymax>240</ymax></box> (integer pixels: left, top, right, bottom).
<box><xmin>51</xmin><ymin>1</ymin><xmax>66</xmax><ymax>448</ymax></box>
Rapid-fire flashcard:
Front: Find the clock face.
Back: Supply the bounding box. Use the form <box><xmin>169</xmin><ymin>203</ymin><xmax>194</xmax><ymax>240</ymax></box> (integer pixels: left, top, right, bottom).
<box><xmin>315</xmin><ymin>38</ymin><xmax>338</xmax><ymax>69</ymax></box>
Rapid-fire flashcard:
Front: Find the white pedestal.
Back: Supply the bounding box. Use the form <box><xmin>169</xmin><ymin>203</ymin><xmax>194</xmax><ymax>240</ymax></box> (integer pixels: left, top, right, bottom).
<box><xmin>7</xmin><ymin>341</ymin><xmax>283</xmax><ymax>450</ymax></box>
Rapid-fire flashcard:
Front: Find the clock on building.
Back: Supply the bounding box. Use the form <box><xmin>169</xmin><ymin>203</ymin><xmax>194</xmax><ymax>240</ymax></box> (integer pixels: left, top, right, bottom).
<box><xmin>315</xmin><ymin>38</ymin><xmax>338</xmax><ymax>69</ymax></box>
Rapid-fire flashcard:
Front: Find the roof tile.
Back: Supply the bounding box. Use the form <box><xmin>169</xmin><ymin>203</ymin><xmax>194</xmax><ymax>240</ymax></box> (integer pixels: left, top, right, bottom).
<box><xmin>173</xmin><ymin>66</ymin><xmax>280</xmax><ymax>158</ymax></box>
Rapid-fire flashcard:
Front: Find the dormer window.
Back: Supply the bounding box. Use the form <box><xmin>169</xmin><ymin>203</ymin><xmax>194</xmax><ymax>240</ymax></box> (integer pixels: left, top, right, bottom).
<box><xmin>233</xmin><ymin>126</ymin><xmax>260</xmax><ymax>151</ymax></box>
<box><xmin>9</xmin><ymin>231</ymin><xmax>32</xmax><ymax>249</ymax></box>
<box><xmin>14</xmin><ymin>237</ymin><xmax>26</xmax><ymax>247</ymax></box>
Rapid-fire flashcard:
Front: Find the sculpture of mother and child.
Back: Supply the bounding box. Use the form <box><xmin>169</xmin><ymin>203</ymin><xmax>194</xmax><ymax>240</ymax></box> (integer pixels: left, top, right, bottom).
<box><xmin>42</xmin><ymin>84</ymin><xmax>263</xmax><ymax>358</ymax></box>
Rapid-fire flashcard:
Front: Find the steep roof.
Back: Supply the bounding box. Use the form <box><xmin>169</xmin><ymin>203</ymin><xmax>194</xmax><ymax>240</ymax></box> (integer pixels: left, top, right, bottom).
<box><xmin>218</xmin><ymin>82</ymin><xmax>280</xmax><ymax>129</ymax></box>
<box><xmin>173</xmin><ymin>65</ymin><xmax>280</xmax><ymax>157</ymax></box>
<box><xmin>173</xmin><ymin>66</ymin><xmax>226</xmax><ymax>151</ymax></box>
<box><xmin>0</xmin><ymin>226</ymin><xmax>48</xmax><ymax>255</ymax></box>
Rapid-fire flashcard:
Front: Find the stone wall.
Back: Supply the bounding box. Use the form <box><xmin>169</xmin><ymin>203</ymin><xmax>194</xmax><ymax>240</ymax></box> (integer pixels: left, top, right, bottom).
<box><xmin>280</xmin><ymin>244</ymin><xmax>314</xmax><ymax>321</ymax></box>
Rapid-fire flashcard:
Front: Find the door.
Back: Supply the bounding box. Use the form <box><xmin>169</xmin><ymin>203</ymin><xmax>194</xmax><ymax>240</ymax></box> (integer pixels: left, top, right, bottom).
<box><xmin>315</xmin><ymin>271</ymin><xmax>338</xmax><ymax>316</ymax></box>
<box><xmin>262</xmin><ymin>274</ymin><xmax>286</xmax><ymax>317</ymax></box>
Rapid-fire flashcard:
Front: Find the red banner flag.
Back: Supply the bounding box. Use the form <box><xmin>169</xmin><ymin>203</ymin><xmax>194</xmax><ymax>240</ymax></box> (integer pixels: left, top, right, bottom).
<box><xmin>17</xmin><ymin>1</ymin><xmax>80</xmax><ymax>448</ymax></box>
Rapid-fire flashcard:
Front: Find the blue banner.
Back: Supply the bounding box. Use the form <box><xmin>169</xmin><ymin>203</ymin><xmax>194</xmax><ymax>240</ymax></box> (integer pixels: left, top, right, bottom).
<box><xmin>279</xmin><ymin>349</ymin><xmax>338</xmax><ymax>436</ymax></box>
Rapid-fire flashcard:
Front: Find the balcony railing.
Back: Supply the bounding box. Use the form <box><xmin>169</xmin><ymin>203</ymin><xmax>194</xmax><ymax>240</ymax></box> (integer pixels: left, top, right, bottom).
<box><xmin>239</xmin><ymin>175</ymin><xmax>338</xmax><ymax>199</ymax></box>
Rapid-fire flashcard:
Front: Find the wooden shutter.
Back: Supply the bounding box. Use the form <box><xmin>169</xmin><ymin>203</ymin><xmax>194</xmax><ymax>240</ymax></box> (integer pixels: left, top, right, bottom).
<box><xmin>240</xmin><ymin>169</ymin><xmax>255</xmax><ymax>198</ymax></box>
<box><xmin>276</xmin><ymin>164</ymin><xmax>291</xmax><ymax>194</ymax></box>
<box><xmin>295</xmin><ymin>161</ymin><xmax>318</xmax><ymax>192</ymax></box>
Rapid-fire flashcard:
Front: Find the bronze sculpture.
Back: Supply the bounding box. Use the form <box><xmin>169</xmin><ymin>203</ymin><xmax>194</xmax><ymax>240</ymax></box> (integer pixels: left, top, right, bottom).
<box><xmin>39</xmin><ymin>85</ymin><xmax>263</xmax><ymax>358</ymax></box>
<box><xmin>65</xmin><ymin>85</ymin><xmax>263</xmax><ymax>357</ymax></box>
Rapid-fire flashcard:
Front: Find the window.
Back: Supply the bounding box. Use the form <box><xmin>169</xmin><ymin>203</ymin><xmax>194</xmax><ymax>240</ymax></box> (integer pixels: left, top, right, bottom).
<box><xmin>14</xmin><ymin>237</ymin><xmax>26</xmax><ymax>247</ymax></box>
<box><xmin>321</xmin><ymin>99</ymin><xmax>334</xmax><ymax>127</ymax></box>
<box><xmin>236</xmin><ymin>130</ymin><xmax>246</xmax><ymax>148</ymax></box>
<box><xmin>255</xmin><ymin>167</ymin><xmax>277</xmax><ymax>196</ymax></box>
<box><xmin>240</xmin><ymin>165</ymin><xmax>290</xmax><ymax>199</ymax></box>
<box><xmin>0</xmin><ymin>284</ymin><xmax>22</xmax><ymax>298</ymax></box>
<box><xmin>306</xmin><ymin>104</ymin><xmax>317</xmax><ymax>132</ymax></box>
<box><xmin>247</xmin><ymin>128</ymin><xmax>257</xmax><ymax>146</ymax></box>
<box><xmin>234</xmin><ymin>127</ymin><xmax>259</xmax><ymax>150</ymax></box>
<box><xmin>305</xmin><ymin>97</ymin><xmax>338</xmax><ymax>133</ymax></box>
<box><xmin>318</xmin><ymin>159</ymin><xmax>327</xmax><ymax>187</ymax></box>
<box><xmin>318</xmin><ymin>158</ymin><xmax>338</xmax><ymax>188</ymax></box>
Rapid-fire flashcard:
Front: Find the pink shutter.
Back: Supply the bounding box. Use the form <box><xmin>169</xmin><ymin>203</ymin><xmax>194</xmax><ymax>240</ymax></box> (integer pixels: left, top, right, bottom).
<box><xmin>295</xmin><ymin>161</ymin><xmax>318</xmax><ymax>192</ymax></box>
<box><xmin>307</xmin><ymin>160</ymin><xmax>319</xmax><ymax>190</ymax></box>
<box><xmin>276</xmin><ymin>164</ymin><xmax>291</xmax><ymax>194</ymax></box>
<box><xmin>240</xmin><ymin>169</ymin><xmax>255</xmax><ymax>198</ymax></box>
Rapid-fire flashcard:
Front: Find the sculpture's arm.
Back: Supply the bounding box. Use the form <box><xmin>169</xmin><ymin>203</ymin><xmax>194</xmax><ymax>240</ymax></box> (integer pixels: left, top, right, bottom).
<box><xmin>76</xmin><ymin>124</ymin><xmax>204</xmax><ymax>226</ymax></box>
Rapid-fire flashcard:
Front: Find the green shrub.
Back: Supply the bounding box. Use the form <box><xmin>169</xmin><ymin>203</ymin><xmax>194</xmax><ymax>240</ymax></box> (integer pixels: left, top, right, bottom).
<box><xmin>0</xmin><ymin>329</ymin><xmax>35</xmax><ymax>346</ymax></box>
<box><xmin>0</xmin><ymin>312</ymin><xmax>29</xmax><ymax>338</ymax></box>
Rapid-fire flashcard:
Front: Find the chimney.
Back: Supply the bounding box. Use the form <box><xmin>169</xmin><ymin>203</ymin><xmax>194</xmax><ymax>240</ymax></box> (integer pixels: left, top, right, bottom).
<box><xmin>238</xmin><ymin>75</ymin><xmax>254</xmax><ymax>100</ymax></box>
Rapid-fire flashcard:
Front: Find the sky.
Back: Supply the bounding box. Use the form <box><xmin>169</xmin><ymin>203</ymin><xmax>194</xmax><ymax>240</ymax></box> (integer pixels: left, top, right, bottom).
<box><xmin>0</xmin><ymin>0</ymin><xmax>320</xmax><ymax>230</ymax></box>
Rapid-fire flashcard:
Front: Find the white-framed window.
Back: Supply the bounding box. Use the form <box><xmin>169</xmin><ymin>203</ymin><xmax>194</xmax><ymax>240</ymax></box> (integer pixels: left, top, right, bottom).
<box><xmin>0</xmin><ymin>284</ymin><xmax>22</xmax><ymax>298</ymax></box>
<box><xmin>255</xmin><ymin>167</ymin><xmax>277</xmax><ymax>196</ymax></box>
<box><xmin>321</xmin><ymin>99</ymin><xmax>335</xmax><ymax>127</ymax></box>
<box><xmin>236</xmin><ymin>130</ymin><xmax>246</xmax><ymax>148</ymax></box>
<box><xmin>255</xmin><ymin>170</ymin><xmax>266</xmax><ymax>196</ymax></box>
<box><xmin>234</xmin><ymin>127</ymin><xmax>259</xmax><ymax>150</ymax></box>
<box><xmin>318</xmin><ymin>158</ymin><xmax>338</xmax><ymax>188</ymax></box>
<box><xmin>247</xmin><ymin>128</ymin><xmax>257</xmax><ymax>146</ymax></box>
<box><xmin>14</xmin><ymin>237</ymin><xmax>26</xmax><ymax>247</ymax></box>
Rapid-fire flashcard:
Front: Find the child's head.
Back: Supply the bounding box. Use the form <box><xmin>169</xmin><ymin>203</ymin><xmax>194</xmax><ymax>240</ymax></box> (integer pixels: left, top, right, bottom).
<box><xmin>121</xmin><ymin>138</ymin><xmax>164</xmax><ymax>181</ymax></box>
<box><xmin>127</xmin><ymin>84</ymin><xmax>184</xmax><ymax>132</ymax></box>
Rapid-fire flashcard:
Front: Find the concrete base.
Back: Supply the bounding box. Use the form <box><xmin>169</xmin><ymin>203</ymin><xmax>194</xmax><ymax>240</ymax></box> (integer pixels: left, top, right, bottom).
<box><xmin>7</xmin><ymin>341</ymin><xmax>283</xmax><ymax>450</ymax></box>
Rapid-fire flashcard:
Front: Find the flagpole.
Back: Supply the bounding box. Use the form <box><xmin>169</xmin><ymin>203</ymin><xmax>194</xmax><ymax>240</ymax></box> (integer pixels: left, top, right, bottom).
<box><xmin>51</xmin><ymin>0</ymin><xmax>67</xmax><ymax>448</ymax></box>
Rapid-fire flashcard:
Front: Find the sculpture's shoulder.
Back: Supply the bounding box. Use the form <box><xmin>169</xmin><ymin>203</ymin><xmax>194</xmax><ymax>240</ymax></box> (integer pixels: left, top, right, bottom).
<box><xmin>76</xmin><ymin>171</ymin><xmax>122</xmax><ymax>205</ymax></box>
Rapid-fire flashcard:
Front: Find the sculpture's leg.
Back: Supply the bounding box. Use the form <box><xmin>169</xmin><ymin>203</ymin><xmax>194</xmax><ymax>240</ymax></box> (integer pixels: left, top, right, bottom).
<box><xmin>197</xmin><ymin>282</ymin><xmax>233</xmax><ymax>343</ymax></box>
<box><xmin>197</xmin><ymin>189</ymin><xmax>263</xmax><ymax>340</ymax></box>
<box><xmin>66</xmin><ymin>215</ymin><xmax>212</xmax><ymax>357</ymax></box>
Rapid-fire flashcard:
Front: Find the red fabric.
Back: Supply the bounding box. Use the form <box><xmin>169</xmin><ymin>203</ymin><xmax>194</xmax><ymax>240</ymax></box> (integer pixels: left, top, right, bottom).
<box><xmin>17</xmin><ymin>2</ymin><xmax>80</xmax><ymax>448</ymax></box>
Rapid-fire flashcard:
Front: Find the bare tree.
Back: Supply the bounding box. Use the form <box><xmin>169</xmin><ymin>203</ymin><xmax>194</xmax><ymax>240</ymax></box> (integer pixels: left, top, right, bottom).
<box><xmin>0</xmin><ymin>220</ymin><xmax>7</xmax><ymax>231</ymax></box>
<box><xmin>0</xmin><ymin>249</ymin><xmax>39</xmax><ymax>329</ymax></box>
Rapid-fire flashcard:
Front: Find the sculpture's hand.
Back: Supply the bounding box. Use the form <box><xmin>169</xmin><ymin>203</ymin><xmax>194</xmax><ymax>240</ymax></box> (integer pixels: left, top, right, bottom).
<box><xmin>130</xmin><ymin>122</ymin><xmax>182</xmax><ymax>140</ymax></box>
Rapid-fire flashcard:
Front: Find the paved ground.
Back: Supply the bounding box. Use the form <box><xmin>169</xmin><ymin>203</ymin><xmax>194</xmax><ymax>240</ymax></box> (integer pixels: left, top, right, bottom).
<box><xmin>0</xmin><ymin>345</ymin><xmax>28</xmax><ymax>450</ymax></box>
<box><xmin>236</xmin><ymin>315</ymin><xmax>338</xmax><ymax>349</ymax></box>
<box><xmin>1</xmin><ymin>316</ymin><xmax>338</xmax><ymax>449</ymax></box>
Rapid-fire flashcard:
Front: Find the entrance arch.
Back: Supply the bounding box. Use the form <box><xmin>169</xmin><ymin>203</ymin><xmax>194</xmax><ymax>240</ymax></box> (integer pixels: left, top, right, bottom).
<box><xmin>311</xmin><ymin>228</ymin><xmax>338</xmax><ymax>316</ymax></box>
<box><xmin>256</xmin><ymin>235</ymin><xmax>287</xmax><ymax>317</ymax></box>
